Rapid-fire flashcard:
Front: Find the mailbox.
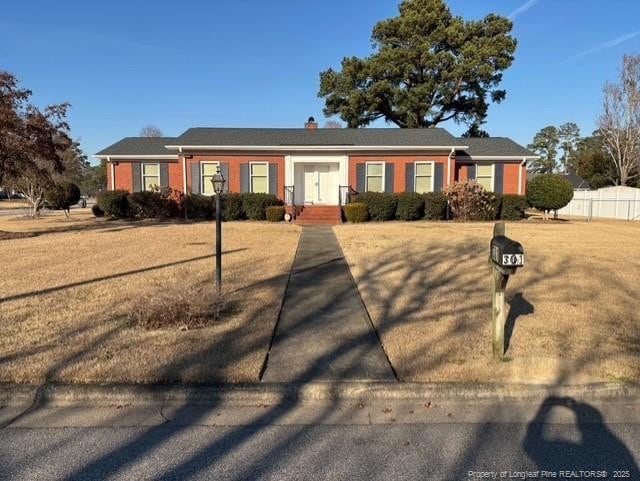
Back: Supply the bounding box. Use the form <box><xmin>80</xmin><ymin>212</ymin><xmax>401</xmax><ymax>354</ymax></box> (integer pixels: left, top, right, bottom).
<box><xmin>490</xmin><ymin>235</ymin><xmax>524</xmax><ymax>272</ymax></box>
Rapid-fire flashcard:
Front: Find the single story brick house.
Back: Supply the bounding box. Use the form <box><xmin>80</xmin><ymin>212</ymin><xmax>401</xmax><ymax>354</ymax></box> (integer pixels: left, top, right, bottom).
<box><xmin>96</xmin><ymin>118</ymin><xmax>537</xmax><ymax>222</ymax></box>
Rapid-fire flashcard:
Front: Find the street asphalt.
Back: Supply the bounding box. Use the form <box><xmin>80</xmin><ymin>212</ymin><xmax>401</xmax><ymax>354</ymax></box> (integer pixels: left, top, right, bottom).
<box><xmin>1</xmin><ymin>398</ymin><xmax>639</xmax><ymax>480</ymax></box>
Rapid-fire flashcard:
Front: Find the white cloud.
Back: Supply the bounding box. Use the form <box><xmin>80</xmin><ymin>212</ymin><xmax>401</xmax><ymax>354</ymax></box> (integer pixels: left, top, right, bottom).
<box><xmin>567</xmin><ymin>30</ymin><xmax>640</xmax><ymax>62</ymax></box>
<box><xmin>508</xmin><ymin>0</ymin><xmax>540</xmax><ymax>20</ymax></box>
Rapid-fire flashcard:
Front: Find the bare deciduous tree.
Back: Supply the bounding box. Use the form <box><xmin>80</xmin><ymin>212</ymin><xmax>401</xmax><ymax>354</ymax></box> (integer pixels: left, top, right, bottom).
<box><xmin>598</xmin><ymin>55</ymin><xmax>640</xmax><ymax>186</ymax></box>
<box><xmin>323</xmin><ymin>120</ymin><xmax>343</xmax><ymax>129</ymax></box>
<box><xmin>139</xmin><ymin>125</ymin><xmax>163</xmax><ymax>137</ymax></box>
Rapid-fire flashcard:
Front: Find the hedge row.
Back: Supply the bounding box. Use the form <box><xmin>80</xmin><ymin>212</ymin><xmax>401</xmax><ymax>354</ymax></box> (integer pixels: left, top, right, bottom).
<box><xmin>346</xmin><ymin>191</ymin><xmax>527</xmax><ymax>222</ymax></box>
<box><xmin>96</xmin><ymin>190</ymin><xmax>283</xmax><ymax>221</ymax></box>
<box><xmin>350</xmin><ymin>192</ymin><xmax>448</xmax><ymax>222</ymax></box>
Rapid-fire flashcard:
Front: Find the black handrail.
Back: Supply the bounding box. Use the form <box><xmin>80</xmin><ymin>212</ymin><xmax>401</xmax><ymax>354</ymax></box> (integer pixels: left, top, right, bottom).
<box><xmin>284</xmin><ymin>185</ymin><xmax>296</xmax><ymax>219</ymax></box>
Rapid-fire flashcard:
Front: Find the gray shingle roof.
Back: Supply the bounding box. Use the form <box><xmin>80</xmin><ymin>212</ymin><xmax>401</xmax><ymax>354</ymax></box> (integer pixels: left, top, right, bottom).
<box><xmin>456</xmin><ymin>137</ymin><xmax>537</xmax><ymax>158</ymax></box>
<box><xmin>95</xmin><ymin>137</ymin><xmax>177</xmax><ymax>156</ymax></box>
<box><xmin>170</xmin><ymin>127</ymin><xmax>460</xmax><ymax>146</ymax></box>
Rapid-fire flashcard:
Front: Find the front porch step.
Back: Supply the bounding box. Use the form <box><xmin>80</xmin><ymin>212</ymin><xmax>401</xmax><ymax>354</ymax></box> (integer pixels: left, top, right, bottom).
<box><xmin>294</xmin><ymin>205</ymin><xmax>342</xmax><ymax>225</ymax></box>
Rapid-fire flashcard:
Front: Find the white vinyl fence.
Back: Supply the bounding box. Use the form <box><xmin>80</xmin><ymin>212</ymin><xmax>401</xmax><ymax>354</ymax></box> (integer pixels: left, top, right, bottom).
<box><xmin>557</xmin><ymin>186</ymin><xmax>640</xmax><ymax>221</ymax></box>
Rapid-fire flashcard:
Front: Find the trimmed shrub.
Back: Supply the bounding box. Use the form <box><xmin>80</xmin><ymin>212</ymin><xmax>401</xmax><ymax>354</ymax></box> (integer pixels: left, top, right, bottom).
<box><xmin>423</xmin><ymin>192</ymin><xmax>448</xmax><ymax>220</ymax></box>
<box><xmin>221</xmin><ymin>193</ymin><xmax>244</xmax><ymax>221</ymax></box>
<box><xmin>443</xmin><ymin>181</ymin><xmax>495</xmax><ymax>221</ymax></box>
<box><xmin>97</xmin><ymin>190</ymin><xmax>129</xmax><ymax>218</ymax></box>
<box><xmin>483</xmin><ymin>192</ymin><xmax>502</xmax><ymax>221</ymax></box>
<box><xmin>356</xmin><ymin>192</ymin><xmax>397</xmax><ymax>221</ymax></box>
<box><xmin>395</xmin><ymin>192</ymin><xmax>424</xmax><ymax>221</ymax></box>
<box><xmin>91</xmin><ymin>203</ymin><xmax>104</xmax><ymax>217</ymax></box>
<box><xmin>241</xmin><ymin>193</ymin><xmax>282</xmax><ymax>220</ymax></box>
<box><xmin>185</xmin><ymin>194</ymin><xmax>214</xmax><ymax>220</ymax></box>
<box><xmin>527</xmin><ymin>174</ymin><xmax>573</xmax><ymax>218</ymax></box>
<box><xmin>343</xmin><ymin>202</ymin><xmax>369</xmax><ymax>223</ymax></box>
<box><xmin>501</xmin><ymin>194</ymin><xmax>528</xmax><ymax>220</ymax></box>
<box><xmin>266</xmin><ymin>205</ymin><xmax>285</xmax><ymax>222</ymax></box>
<box><xmin>127</xmin><ymin>191</ymin><xmax>168</xmax><ymax>219</ymax></box>
<box><xmin>45</xmin><ymin>182</ymin><xmax>81</xmax><ymax>214</ymax></box>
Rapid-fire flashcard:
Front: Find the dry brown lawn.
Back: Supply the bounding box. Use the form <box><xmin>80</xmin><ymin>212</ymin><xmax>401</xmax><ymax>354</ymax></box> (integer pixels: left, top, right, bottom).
<box><xmin>335</xmin><ymin>220</ymin><xmax>640</xmax><ymax>385</ymax></box>
<box><xmin>0</xmin><ymin>200</ymin><xmax>29</xmax><ymax>210</ymax></box>
<box><xmin>0</xmin><ymin>211</ymin><xmax>300</xmax><ymax>384</ymax></box>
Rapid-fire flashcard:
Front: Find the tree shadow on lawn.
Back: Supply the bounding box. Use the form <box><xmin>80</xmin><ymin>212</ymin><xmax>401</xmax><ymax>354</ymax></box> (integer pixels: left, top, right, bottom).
<box><xmin>2</xmin><ymin>227</ymin><xmax>639</xmax><ymax>479</ymax></box>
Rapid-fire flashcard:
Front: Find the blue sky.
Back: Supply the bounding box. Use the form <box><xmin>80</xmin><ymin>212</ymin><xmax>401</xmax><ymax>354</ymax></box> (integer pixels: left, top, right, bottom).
<box><xmin>1</xmin><ymin>0</ymin><xmax>639</xmax><ymax>163</ymax></box>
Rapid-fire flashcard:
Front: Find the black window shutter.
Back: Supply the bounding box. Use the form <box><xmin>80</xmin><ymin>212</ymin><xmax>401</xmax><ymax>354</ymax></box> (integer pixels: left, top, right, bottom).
<box><xmin>405</xmin><ymin>163</ymin><xmax>415</xmax><ymax>192</ymax></box>
<box><xmin>240</xmin><ymin>163</ymin><xmax>249</xmax><ymax>193</ymax></box>
<box><xmin>385</xmin><ymin>163</ymin><xmax>394</xmax><ymax>193</ymax></box>
<box><xmin>268</xmin><ymin>164</ymin><xmax>278</xmax><ymax>196</ymax></box>
<box><xmin>434</xmin><ymin>163</ymin><xmax>444</xmax><ymax>192</ymax></box>
<box><xmin>191</xmin><ymin>162</ymin><xmax>201</xmax><ymax>194</ymax></box>
<box><xmin>468</xmin><ymin>164</ymin><xmax>476</xmax><ymax>180</ymax></box>
<box><xmin>494</xmin><ymin>164</ymin><xmax>504</xmax><ymax>193</ymax></box>
<box><xmin>356</xmin><ymin>164</ymin><xmax>366</xmax><ymax>192</ymax></box>
<box><xmin>132</xmin><ymin>163</ymin><xmax>141</xmax><ymax>192</ymax></box>
<box><xmin>159</xmin><ymin>163</ymin><xmax>169</xmax><ymax>188</ymax></box>
<box><xmin>220</xmin><ymin>163</ymin><xmax>230</xmax><ymax>192</ymax></box>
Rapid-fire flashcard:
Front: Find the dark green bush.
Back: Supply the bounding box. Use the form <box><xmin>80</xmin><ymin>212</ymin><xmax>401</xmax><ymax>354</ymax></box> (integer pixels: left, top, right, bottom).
<box><xmin>45</xmin><ymin>182</ymin><xmax>81</xmax><ymax>213</ymax></box>
<box><xmin>527</xmin><ymin>174</ymin><xmax>574</xmax><ymax>214</ymax></box>
<box><xmin>127</xmin><ymin>191</ymin><xmax>171</xmax><ymax>219</ymax></box>
<box><xmin>97</xmin><ymin>190</ymin><xmax>129</xmax><ymax>218</ymax></box>
<box><xmin>355</xmin><ymin>192</ymin><xmax>397</xmax><ymax>221</ymax></box>
<box><xmin>395</xmin><ymin>192</ymin><xmax>424</xmax><ymax>221</ymax></box>
<box><xmin>501</xmin><ymin>194</ymin><xmax>528</xmax><ymax>220</ymax></box>
<box><xmin>265</xmin><ymin>205</ymin><xmax>285</xmax><ymax>222</ymax></box>
<box><xmin>185</xmin><ymin>194</ymin><xmax>214</xmax><ymax>220</ymax></box>
<box><xmin>91</xmin><ymin>203</ymin><xmax>104</xmax><ymax>217</ymax></box>
<box><xmin>423</xmin><ymin>192</ymin><xmax>448</xmax><ymax>220</ymax></box>
<box><xmin>343</xmin><ymin>202</ymin><xmax>369</xmax><ymax>223</ymax></box>
<box><xmin>241</xmin><ymin>193</ymin><xmax>282</xmax><ymax>220</ymax></box>
<box><xmin>221</xmin><ymin>193</ymin><xmax>244</xmax><ymax>221</ymax></box>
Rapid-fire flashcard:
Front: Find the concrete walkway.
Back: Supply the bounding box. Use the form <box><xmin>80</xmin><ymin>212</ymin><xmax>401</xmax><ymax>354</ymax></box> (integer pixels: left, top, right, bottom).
<box><xmin>261</xmin><ymin>226</ymin><xmax>396</xmax><ymax>382</ymax></box>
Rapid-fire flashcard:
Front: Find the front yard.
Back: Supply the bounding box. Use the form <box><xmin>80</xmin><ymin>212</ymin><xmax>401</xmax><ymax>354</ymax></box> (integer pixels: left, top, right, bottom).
<box><xmin>0</xmin><ymin>211</ymin><xmax>300</xmax><ymax>384</ymax></box>
<box><xmin>335</xmin><ymin>220</ymin><xmax>640</xmax><ymax>384</ymax></box>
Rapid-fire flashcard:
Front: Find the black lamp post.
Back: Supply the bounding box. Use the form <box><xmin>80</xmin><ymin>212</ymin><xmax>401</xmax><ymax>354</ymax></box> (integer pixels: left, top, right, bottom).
<box><xmin>211</xmin><ymin>167</ymin><xmax>225</xmax><ymax>294</ymax></box>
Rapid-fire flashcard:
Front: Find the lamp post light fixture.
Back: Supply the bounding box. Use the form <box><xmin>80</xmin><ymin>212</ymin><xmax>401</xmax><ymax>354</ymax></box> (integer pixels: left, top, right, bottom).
<box><xmin>211</xmin><ymin>167</ymin><xmax>225</xmax><ymax>294</ymax></box>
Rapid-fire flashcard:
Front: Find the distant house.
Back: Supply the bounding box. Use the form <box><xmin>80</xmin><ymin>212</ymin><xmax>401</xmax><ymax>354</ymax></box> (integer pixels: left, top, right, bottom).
<box><xmin>95</xmin><ymin>118</ymin><xmax>537</xmax><ymax>222</ymax></box>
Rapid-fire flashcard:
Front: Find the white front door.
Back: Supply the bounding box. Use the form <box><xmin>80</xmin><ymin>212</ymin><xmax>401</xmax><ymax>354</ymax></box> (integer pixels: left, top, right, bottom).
<box><xmin>304</xmin><ymin>165</ymin><xmax>318</xmax><ymax>203</ymax></box>
<box><xmin>299</xmin><ymin>163</ymin><xmax>340</xmax><ymax>204</ymax></box>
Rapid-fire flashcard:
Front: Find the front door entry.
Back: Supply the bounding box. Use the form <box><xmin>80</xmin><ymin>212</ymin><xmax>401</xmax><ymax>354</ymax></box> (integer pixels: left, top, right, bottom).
<box><xmin>303</xmin><ymin>164</ymin><xmax>332</xmax><ymax>204</ymax></box>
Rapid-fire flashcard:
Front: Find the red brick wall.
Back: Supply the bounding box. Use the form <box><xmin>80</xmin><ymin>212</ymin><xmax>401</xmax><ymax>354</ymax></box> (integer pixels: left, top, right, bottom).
<box><xmin>187</xmin><ymin>155</ymin><xmax>285</xmax><ymax>199</ymax></box>
<box><xmin>113</xmin><ymin>162</ymin><xmax>133</xmax><ymax>192</ymax></box>
<box><xmin>504</xmin><ymin>163</ymin><xmax>522</xmax><ymax>195</ymax></box>
<box><xmin>349</xmin><ymin>154</ymin><xmax>451</xmax><ymax>192</ymax></box>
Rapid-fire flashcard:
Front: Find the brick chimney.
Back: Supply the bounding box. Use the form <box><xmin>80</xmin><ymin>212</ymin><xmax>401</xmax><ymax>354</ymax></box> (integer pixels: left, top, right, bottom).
<box><xmin>304</xmin><ymin>116</ymin><xmax>318</xmax><ymax>129</ymax></box>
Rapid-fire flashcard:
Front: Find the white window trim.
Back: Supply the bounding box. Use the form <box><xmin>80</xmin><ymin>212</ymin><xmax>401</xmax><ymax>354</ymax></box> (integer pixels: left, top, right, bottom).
<box><xmin>249</xmin><ymin>161</ymin><xmax>270</xmax><ymax>194</ymax></box>
<box><xmin>365</xmin><ymin>161</ymin><xmax>386</xmax><ymax>192</ymax></box>
<box><xmin>414</xmin><ymin>161</ymin><xmax>435</xmax><ymax>193</ymax></box>
<box><xmin>141</xmin><ymin>163</ymin><xmax>160</xmax><ymax>191</ymax></box>
<box><xmin>200</xmin><ymin>161</ymin><xmax>220</xmax><ymax>196</ymax></box>
<box><xmin>475</xmin><ymin>163</ymin><xmax>495</xmax><ymax>192</ymax></box>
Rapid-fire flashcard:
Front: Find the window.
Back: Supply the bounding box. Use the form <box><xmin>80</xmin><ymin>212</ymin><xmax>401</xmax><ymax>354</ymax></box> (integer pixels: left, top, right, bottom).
<box><xmin>201</xmin><ymin>162</ymin><xmax>220</xmax><ymax>195</ymax></box>
<box><xmin>414</xmin><ymin>162</ymin><xmax>434</xmax><ymax>193</ymax></box>
<box><xmin>366</xmin><ymin>162</ymin><xmax>384</xmax><ymax>192</ymax></box>
<box><xmin>476</xmin><ymin>164</ymin><xmax>494</xmax><ymax>191</ymax></box>
<box><xmin>250</xmin><ymin>162</ymin><xmax>269</xmax><ymax>193</ymax></box>
<box><xmin>142</xmin><ymin>163</ymin><xmax>160</xmax><ymax>191</ymax></box>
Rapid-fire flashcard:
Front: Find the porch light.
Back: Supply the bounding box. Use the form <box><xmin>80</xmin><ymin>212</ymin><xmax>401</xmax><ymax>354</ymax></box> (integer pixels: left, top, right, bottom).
<box><xmin>211</xmin><ymin>166</ymin><xmax>226</xmax><ymax>195</ymax></box>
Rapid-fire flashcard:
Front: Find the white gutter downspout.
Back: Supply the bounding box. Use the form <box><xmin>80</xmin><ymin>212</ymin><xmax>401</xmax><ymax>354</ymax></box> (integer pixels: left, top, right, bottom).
<box><xmin>179</xmin><ymin>147</ymin><xmax>187</xmax><ymax>194</ymax></box>
<box><xmin>518</xmin><ymin>157</ymin><xmax>526</xmax><ymax>195</ymax></box>
<box><xmin>108</xmin><ymin>156</ymin><xmax>115</xmax><ymax>191</ymax></box>
<box><xmin>447</xmin><ymin>148</ymin><xmax>455</xmax><ymax>186</ymax></box>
